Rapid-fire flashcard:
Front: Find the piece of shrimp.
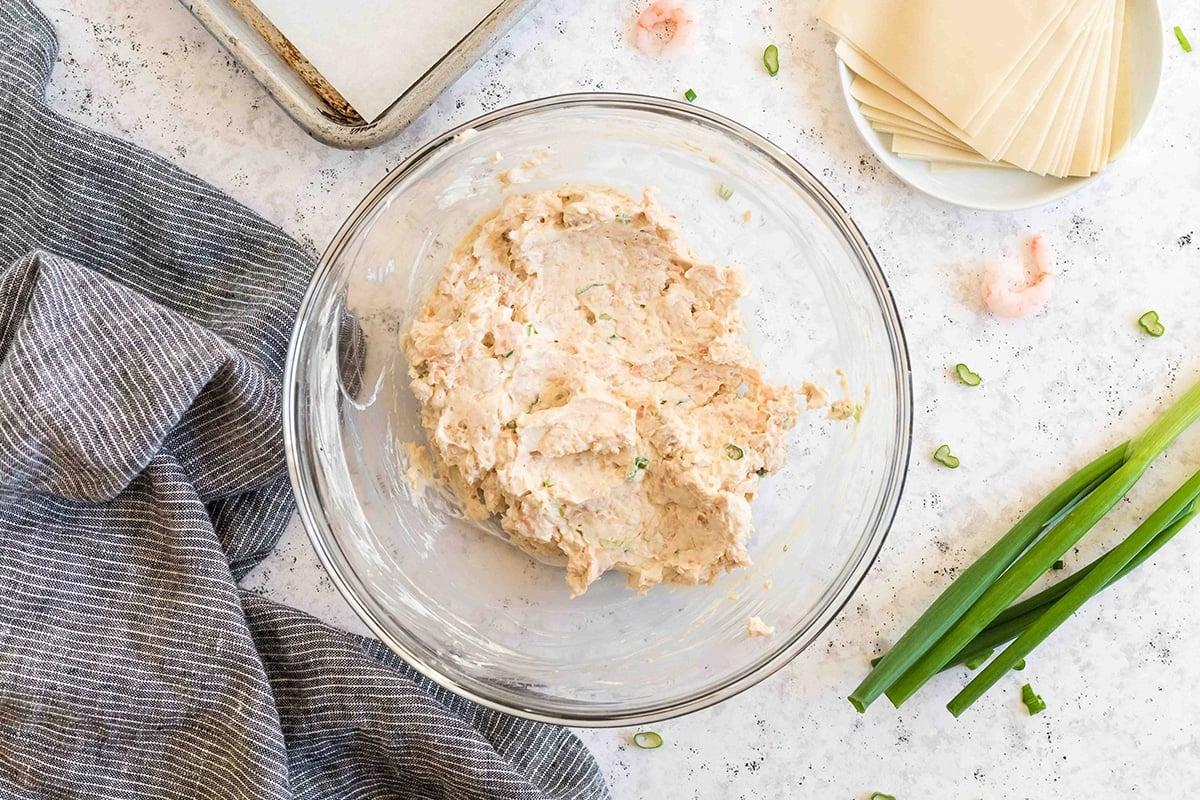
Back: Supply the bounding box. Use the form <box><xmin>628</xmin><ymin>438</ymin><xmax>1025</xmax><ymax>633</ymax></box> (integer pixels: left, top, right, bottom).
<box><xmin>980</xmin><ymin>235</ymin><xmax>1056</xmax><ymax>318</ymax></box>
<box><xmin>634</xmin><ymin>1</ymin><xmax>696</xmax><ymax>55</ymax></box>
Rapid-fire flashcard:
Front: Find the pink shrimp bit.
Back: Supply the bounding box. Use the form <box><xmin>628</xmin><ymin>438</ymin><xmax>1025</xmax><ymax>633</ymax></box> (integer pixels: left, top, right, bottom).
<box><xmin>980</xmin><ymin>235</ymin><xmax>1056</xmax><ymax>318</ymax></box>
<box><xmin>634</xmin><ymin>1</ymin><xmax>697</xmax><ymax>56</ymax></box>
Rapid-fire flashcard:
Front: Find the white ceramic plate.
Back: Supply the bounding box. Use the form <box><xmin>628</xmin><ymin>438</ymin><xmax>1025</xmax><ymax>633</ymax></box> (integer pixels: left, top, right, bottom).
<box><xmin>837</xmin><ymin>0</ymin><xmax>1163</xmax><ymax>211</ymax></box>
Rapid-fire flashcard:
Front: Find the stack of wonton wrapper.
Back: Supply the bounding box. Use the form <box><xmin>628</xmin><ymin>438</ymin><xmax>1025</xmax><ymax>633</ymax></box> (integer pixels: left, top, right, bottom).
<box><xmin>816</xmin><ymin>0</ymin><xmax>1134</xmax><ymax>177</ymax></box>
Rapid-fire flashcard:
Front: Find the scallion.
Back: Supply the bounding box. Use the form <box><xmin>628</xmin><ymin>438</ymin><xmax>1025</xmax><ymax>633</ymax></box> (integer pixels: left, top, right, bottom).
<box><xmin>725</xmin><ymin>443</ymin><xmax>744</xmax><ymax>460</ymax></box>
<box><xmin>763</xmin><ymin>44</ymin><xmax>780</xmax><ymax>76</ymax></box>
<box><xmin>632</xmin><ymin>731</ymin><xmax>663</xmax><ymax>749</ymax></box>
<box><xmin>932</xmin><ymin>444</ymin><xmax>959</xmax><ymax>469</ymax></box>
<box><xmin>941</xmin><ymin>499</ymin><xmax>1195</xmax><ymax>673</ymax></box>
<box><xmin>848</xmin><ymin>443</ymin><xmax>1126</xmax><ymax>712</ymax></box>
<box><xmin>889</xmin><ymin>379</ymin><xmax>1200</xmax><ymax>711</ymax></box>
<box><xmin>1138</xmin><ymin>310</ymin><xmax>1165</xmax><ymax>337</ymax></box>
<box><xmin>947</xmin><ymin>467</ymin><xmax>1200</xmax><ymax>716</ymax></box>
<box><xmin>1052</xmin><ymin>559</ymin><xmax>1065</xmax><ymax>570</ymax></box>
<box><xmin>955</xmin><ymin>363</ymin><xmax>982</xmax><ymax>386</ymax></box>
<box><xmin>1176</xmin><ymin>25</ymin><xmax>1193</xmax><ymax>53</ymax></box>
<box><xmin>1020</xmin><ymin>684</ymin><xmax>1046</xmax><ymax>716</ymax></box>
<box><xmin>854</xmin><ymin>377</ymin><xmax>1200</xmax><ymax>716</ymax></box>
<box><xmin>870</xmin><ymin>794</ymin><xmax>896</xmax><ymax>800</ymax></box>
<box><xmin>1013</xmin><ymin>658</ymin><xmax>1026</xmax><ymax>671</ymax></box>
<box><xmin>717</xmin><ymin>184</ymin><xmax>734</xmax><ymax>201</ymax></box>
<box><xmin>684</xmin><ymin>88</ymin><xmax>698</xmax><ymax>102</ymax></box>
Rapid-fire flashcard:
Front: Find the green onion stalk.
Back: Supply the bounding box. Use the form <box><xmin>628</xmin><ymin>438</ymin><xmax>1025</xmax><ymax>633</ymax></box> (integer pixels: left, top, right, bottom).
<box><xmin>849</xmin><ymin>376</ymin><xmax>1200</xmax><ymax>713</ymax></box>
<box><xmin>948</xmin><ymin>469</ymin><xmax>1200</xmax><ymax>715</ymax></box>
<box><xmin>943</xmin><ymin>500</ymin><xmax>1196</xmax><ymax>672</ymax></box>
<box><xmin>847</xmin><ymin>443</ymin><xmax>1124</xmax><ymax>712</ymax></box>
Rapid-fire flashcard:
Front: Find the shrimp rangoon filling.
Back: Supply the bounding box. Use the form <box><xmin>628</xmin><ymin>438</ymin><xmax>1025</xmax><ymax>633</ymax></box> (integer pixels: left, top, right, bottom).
<box><xmin>402</xmin><ymin>186</ymin><xmax>798</xmax><ymax>595</ymax></box>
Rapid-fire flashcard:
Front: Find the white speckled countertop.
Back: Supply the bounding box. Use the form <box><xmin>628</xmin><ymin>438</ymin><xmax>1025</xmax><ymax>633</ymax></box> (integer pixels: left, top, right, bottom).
<box><xmin>40</xmin><ymin>0</ymin><xmax>1200</xmax><ymax>795</ymax></box>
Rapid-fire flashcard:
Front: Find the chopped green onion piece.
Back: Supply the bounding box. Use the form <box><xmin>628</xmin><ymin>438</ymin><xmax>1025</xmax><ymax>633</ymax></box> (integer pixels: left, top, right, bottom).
<box><xmin>725</xmin><ymin>443</ymin><xmax>744</xmax><ymax>460</ymax></box>
<box><xmin>526</xmin><ymin>323</ymin><xmax>536</xmax><ymax>335</ymax></box>
<box><xmin>1013</xmin><ymin>658</ymin><xmax>1026</xmax><ymax>671</ymax></box>
<box><xmin>1138</xmin><ymin>310</ymin><xmax>1165</xmax><ymax>337</ymax></box>
<box><xmin>932</xmin><ymin>444</ymin><xmax>959</xmax><ymax>469</ymax></box>
<box><xmin>1176</xmin><ymin>25</ymin><xmax>1193</xmax><ymax>53</ymax></box>
<box><xmin>542</xmin><ymin>479</ymin><xmax>554</xmax><ymax>488</ymax></box>
<box><xmin>632</xmin><ymin>731</ymin><xmax>663</xmax><ymax>749</ymax></box>
<box><xmin>502</xmin><ymin>350</ymin><xmax>514</xmax><ymax>358</ymax></box>
<box><xmin>577</xmin><ymin>282</ymin><xmax>606</xmax><ymax>294</ymax></box>
<box><xmin>870</xmin><ymin>794</ymin><xmax>897</xmax><ymax>800</ymax></box>
<box><xmin>717</xmin><ymin>184</ymin><xmax>734</xmax><ymax>201</ymax></box>
<box><xmin>964</xmin><ymin>649</ymin><xmax>993</xmax><ymax>670</ymax></box>
<box><xmin>1020</xmin><ymin>683</ymin><xmax>1046</xmax><ymax>716</ymax></box>
<box><xmin>1052</xmin><ymin>559</ymin><xmax>1065</xmax><ymax>570</ymax></box>
<box><xmin>763</xmin><ymin>44</ymin><xmax>780</xmax><ymax>76</ymax></box>
<box><xmin>627</xmin><ymin>456</ymin><xmax>649</xmax><ymax>480</ymax></box>
<box><xmin>955</xmin><ymin>363</ymin><xmax>982</xmax><ymax>386</ymax></box>
<box><xmin>684</xmin><ymin>88</ymin><xmax>698</xmax><ymax>102</ymax></box>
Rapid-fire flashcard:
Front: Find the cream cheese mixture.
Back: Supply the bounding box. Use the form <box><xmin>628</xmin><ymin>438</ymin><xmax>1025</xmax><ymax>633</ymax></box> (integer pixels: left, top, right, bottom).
<box><xmin>401</xmin><ymin>186</ymin><xmax>801</xmax><ymax>596</ymax></box>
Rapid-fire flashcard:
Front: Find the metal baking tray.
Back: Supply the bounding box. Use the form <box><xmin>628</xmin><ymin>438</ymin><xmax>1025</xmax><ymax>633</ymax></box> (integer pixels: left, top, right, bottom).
<box><xmin>181</xmin><ymin>0</ymin><xmax>537</xmax><ymax>149</ymax></box>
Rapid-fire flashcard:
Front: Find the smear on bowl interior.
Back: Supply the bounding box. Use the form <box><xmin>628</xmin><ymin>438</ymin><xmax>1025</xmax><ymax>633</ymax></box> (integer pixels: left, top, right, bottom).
<box><xmin>401</xmin><ymin>185</ymin><xmax>810</xmax><ymax>596</ymax></box>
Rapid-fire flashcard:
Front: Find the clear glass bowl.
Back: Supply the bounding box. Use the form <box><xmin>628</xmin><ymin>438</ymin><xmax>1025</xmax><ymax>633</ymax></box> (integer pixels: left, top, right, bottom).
<box><xmin>284</xmin><ymin>93</ymin><xmax>912</xmax><ymax>726</ymax></box>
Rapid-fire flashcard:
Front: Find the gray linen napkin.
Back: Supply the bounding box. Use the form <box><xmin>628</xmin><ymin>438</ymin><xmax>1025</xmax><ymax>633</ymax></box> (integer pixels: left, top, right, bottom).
<box><xmin>0</xmin><ymin>3</ymin><xmax>609</xmax><ymax>798</ymax></box>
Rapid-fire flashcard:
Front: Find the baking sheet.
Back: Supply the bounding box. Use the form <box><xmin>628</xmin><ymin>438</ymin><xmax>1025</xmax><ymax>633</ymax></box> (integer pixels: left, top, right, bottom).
<box><xmin>251</xmin><ymin>0</ymin><xmax>504</xmax><ymax>121</ymax></box>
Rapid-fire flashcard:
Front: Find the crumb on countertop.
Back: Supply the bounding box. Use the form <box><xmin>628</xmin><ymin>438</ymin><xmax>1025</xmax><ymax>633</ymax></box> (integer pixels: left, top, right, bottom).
<box><xmin>761</xmin><ymin>578</ymin><xmax>773</xmax><ymax>590</ymax></box>
<box><xmin>742</xmin><ymin>209</ymin><xmax>752</xmax><ymax>223</ymax></box>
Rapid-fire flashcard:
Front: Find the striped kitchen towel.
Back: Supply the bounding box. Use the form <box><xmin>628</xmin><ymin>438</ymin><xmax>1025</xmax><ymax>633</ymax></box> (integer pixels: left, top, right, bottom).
<box><xmin>0</xmin><ymin>2</ymin><xmax>608</xmax><ymax>798</ymax></box>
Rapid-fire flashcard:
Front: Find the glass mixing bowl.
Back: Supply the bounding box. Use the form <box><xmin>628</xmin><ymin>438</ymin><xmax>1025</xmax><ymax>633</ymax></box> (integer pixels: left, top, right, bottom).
<box><xmin>284</xmin><ymin>93</ymin><xmax>912</xmax><ymax>726</ymax></box>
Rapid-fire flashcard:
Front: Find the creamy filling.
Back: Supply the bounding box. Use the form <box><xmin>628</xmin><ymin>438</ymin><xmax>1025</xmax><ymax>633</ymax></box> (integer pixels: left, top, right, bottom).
<box><xmin>401</xmin><ymin>186</ymin><xmax>799</xmax><ymax>595</ymax></box>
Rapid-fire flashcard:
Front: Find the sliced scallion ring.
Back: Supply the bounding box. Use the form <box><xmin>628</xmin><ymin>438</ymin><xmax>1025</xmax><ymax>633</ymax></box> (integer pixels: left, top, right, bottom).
<box><xmin>763</xmin><ymin>44</ymin><xmax>780</xmax><ymax>76</ymax></box>
<box><xmin>955</xmin><ymin>363</ymin><xmax>982</xmax><ymax>386</ymax></box>
<box><xmin>725</xmin><ymin>443</ymin><xmax>744</xmax><ymax>460</ymax></box>
<box><xmin>1020</xmin><ymin>683</ymin><xmax>1047</xmax><ymax>716</ymax></box>
<box><xmin>1176</xmin><ymin>25</ymin><xmax>1193</xmax><ymax>53</ymax></box>
<box><xmin>1138</xmin><ymin>310</ymin><xmax>1165</xmax><ymax>337</ymax></box>
<box><xmin>632</xmin><ymin>731</ymin><xmax>663</xmax><ymax>749</ymax></box>
<box><xmin>932</xmin><ymin>444</ymin><xmax>960</xmax><ymax>469</ymax></box>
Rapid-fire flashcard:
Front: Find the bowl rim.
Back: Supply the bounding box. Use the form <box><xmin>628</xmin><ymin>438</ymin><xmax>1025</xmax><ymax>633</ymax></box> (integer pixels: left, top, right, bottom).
<box><xmin>283</xmin><ymin>91</ymin><xmax>914</xmax><ymax>727</ymax></box>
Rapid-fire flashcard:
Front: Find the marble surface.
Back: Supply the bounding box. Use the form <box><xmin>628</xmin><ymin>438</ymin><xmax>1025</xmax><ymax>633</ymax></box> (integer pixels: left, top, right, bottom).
<box><xmin>41</xmin><ymin>0</ymin><xmax>1200</xmax><ymax>796</ymax></box>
